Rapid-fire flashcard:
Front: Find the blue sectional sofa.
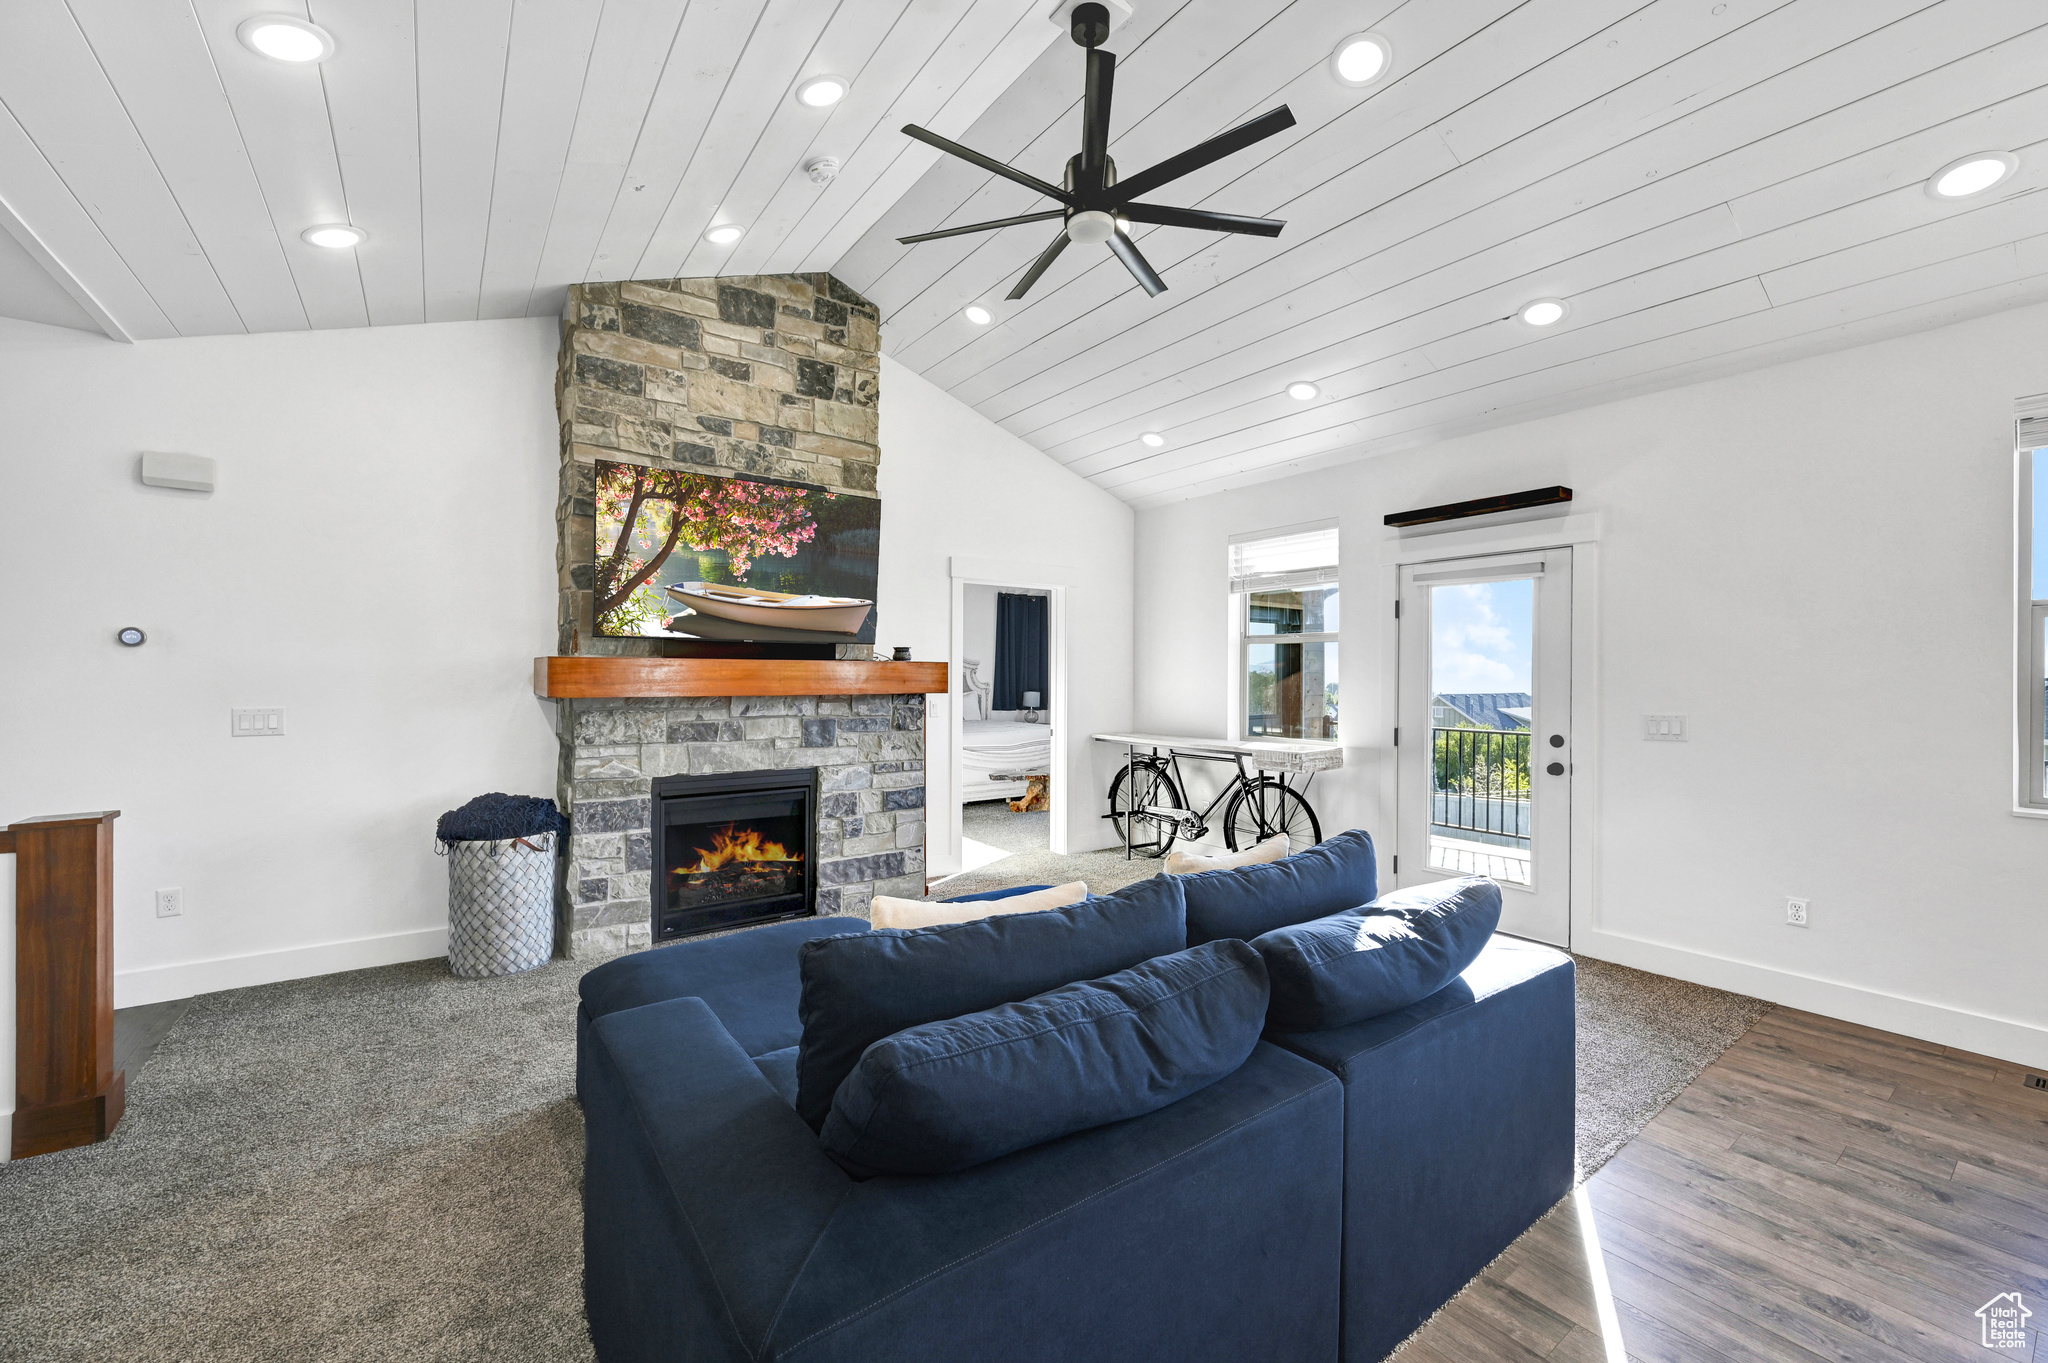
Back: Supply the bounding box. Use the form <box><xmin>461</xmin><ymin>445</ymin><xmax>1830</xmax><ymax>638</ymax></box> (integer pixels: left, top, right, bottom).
<box><xmin>577</xmin><ymin>831</ymin><xmax>1574</xmax><ymax>1363</ymax></box>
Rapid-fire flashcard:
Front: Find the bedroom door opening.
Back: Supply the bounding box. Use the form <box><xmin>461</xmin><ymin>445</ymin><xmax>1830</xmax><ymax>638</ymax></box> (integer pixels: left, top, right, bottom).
<box><xmin>948</xmin><ymin>580</ymin><xmax>1064</xmax><ymax>880</ymax></box>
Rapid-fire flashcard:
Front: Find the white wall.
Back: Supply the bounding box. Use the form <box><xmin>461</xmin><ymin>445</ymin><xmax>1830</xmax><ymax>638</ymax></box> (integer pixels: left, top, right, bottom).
<box><xmin>963</xmin><ymin>583</ymin><xmax>998</xmax><ymax>718</ymax></box>
<box><xmin>1135</xmin><ymin>300</ymin><xmax>2048</xmax><ymax>1067</ymax></box>
<box><xmin>878</xmin><ymin>357</ymin><xmax>1134</xmax><ymax>864</ymax></box>
<box><xmin>0</xmin><ymin>316</ymin><xmax>564</xmax><ymax>1064</ymax></box>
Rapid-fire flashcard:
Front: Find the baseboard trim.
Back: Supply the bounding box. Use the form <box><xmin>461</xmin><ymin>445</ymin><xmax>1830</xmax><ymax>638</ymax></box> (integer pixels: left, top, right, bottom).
<box><xmin>112</xmin><ymin>926</ymin><xmax>450</xmax><ymax>1009</ymax></box>
<box><xmin>1574</xmin><ymin>926</ymin><xmax>2048</xmax><ymax>1068</ymax></box>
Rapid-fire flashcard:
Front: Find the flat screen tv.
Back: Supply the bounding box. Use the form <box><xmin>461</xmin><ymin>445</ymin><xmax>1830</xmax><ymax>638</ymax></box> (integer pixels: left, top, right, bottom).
<box><xmin>592</xmin><ymin>459</ymin><xmax>880</xmax><ymax>645</ymax></box>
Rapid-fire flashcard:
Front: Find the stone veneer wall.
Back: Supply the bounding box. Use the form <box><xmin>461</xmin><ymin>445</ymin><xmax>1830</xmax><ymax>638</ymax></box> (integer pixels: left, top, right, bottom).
<box><xmin>551</xmin><ymin>272</ymin><xmax>902</xmax><ymax>957</ymax></box>
<box><xmin>563</xmin><ymin>694</ymin><xmax>926</xmax><ymax>955</ymax></box>
<box><xmin>553</xmin><ymin>272</ymin><xmax>881</xmax><ymax>656</ymax></box>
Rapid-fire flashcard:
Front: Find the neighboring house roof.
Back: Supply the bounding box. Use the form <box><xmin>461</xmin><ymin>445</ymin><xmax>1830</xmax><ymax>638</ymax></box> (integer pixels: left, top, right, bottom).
<box><xmin>1434</xmin><ymin>693</ymin><xmax>1533</xmax><ymax>730</ymax></box>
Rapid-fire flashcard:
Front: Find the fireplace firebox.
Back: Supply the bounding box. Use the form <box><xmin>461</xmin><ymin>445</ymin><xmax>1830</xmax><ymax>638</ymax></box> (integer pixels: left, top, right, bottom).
<box><xmin>650</xmin><ymin>769</ymin><xmax>819</xmax><ymax>942</ymax></box>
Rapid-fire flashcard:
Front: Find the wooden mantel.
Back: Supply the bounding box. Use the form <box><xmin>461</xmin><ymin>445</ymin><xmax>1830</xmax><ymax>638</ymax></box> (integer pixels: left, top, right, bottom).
<box><xmin>533</xmin><ymin>656</ymin><xmax>949</xmax><ymax>699</ymax></box>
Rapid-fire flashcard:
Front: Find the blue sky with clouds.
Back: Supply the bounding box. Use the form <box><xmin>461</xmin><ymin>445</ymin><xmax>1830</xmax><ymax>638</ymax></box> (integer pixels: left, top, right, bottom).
<box><xmin>1431</xmin><ymin>580</ymin><xmax>1534</xmax><ymax>693</ymax></box>
<box><xmin>2035</xmin><ymin>450</ymin><xmax>2048</xmax><ymax>598</ymax></box>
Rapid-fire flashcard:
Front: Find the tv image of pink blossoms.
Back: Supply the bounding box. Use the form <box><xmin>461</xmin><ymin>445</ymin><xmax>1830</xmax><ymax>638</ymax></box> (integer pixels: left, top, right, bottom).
<box><xmin>592</xmin><ymin>461</ymin><xmax>881</xmax><ymax>643</ymax></box>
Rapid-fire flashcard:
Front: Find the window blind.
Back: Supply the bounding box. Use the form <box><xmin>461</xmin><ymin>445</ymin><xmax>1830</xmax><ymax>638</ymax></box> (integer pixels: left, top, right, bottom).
<box><xmin>1229</xmin><ymin>525</ymin><xmax>1339</xmax><ymax>593</ymax></box>
<box><xmin>2018</xmin><ymin>392</ymin><xmax>2048</xmax><ymax>450</ymax></box>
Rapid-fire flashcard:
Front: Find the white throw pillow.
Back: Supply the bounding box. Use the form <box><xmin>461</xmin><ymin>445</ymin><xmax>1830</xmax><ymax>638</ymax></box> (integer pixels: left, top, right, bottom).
<box><xmin>1163</xmin><ymin>833</ymin><xmax>1290</xmax><ymax>876</ymax></box>
<box><xmin>869</xmin><ymin>881</ymin><xmax>1089</xmax><ymax>930</ymax></box>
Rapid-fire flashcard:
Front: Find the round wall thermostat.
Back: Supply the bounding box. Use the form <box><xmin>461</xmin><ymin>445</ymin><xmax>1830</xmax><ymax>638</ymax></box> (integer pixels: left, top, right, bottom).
<box><xmin>117</xmin><ymin>627</ymin><xmax>147</xmax><ymax>647</ymax></box>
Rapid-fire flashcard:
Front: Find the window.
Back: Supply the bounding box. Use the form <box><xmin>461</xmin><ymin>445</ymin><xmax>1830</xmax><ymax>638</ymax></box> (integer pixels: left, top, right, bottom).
<box><xmin>2018</xmin><ymin>396</ymin><xmax>2048</xmax><ymax>811</ymax></box>
<box><xmin>1230</xmin><ymin>525</ymin><xmax>1339</xmax><ymax>742</ymax></box>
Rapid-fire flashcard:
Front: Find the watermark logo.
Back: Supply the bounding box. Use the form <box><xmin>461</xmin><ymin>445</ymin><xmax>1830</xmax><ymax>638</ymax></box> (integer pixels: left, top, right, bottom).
<box><xmin>1977</xmin><ymin>1292</ymin><xmax>2031</xmax><ymax>1350</ymax></box>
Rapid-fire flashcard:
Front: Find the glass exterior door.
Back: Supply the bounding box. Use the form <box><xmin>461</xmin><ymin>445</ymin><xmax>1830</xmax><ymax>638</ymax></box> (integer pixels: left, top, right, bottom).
<box><xmin>1397</xmin><ymin>550</ymin><xmax>1572</xmax><ymax>945</ymax></box>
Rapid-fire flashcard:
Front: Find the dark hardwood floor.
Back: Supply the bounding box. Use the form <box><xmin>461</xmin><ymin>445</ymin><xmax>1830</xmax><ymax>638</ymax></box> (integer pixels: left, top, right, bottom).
<box><xmin>1399</xmin><ymin>1006</ymin><xmax>2048</xmax><ymax>1362</ymax></box>
<box><xmin>112</xmin><ymin>998</ymin><xmax>192</xmax><ymax>1084</ymax></box>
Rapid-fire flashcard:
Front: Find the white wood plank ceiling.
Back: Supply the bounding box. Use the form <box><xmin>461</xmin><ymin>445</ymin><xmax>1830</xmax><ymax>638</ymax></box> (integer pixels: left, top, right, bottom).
<box><xmin>834</xmin><ymin>0</ymin><xmax>2048</xmax><ymax>507</ymax></box>
<box><xmin>0</xmin><ymin>0</ymin><xmax>1056</xmax><ymax>341</ymax></box>
<box><xmin>4</xmin><ymin>2</ymin><xmax>2046</xmax><ymax>509</ymax></box>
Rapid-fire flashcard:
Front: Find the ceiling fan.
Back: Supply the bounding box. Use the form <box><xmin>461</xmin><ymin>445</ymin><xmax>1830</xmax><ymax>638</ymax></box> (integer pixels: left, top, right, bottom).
<box><xmin>895</xmin><ymin>1</ymin><xmax>1296</xmax><ymax>301</ymax></box>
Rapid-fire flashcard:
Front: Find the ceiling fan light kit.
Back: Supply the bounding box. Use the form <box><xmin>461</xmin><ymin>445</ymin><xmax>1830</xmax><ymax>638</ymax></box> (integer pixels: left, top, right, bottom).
<box><xmin>896</xmin><ymin>1</ymin><xmax>1294</xmax><ymax>302</ymax></box>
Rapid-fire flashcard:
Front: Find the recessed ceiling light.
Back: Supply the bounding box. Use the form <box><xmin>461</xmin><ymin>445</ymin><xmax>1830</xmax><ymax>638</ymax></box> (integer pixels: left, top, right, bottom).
<box><xmin>1141</xmin><ymin>432</ymin><xmax>1166</xmax><ymax>448</ymax></box>
<box><xmin>1928</xmin><ymin>151</ymin><xmax>2016</xmax><ymax>199</ymax></box>
<box><xmin>238</xmin><ymin>15</ymin><xmax>336</xmax><ymax>63</ymax></box>
<box><xmin>796</xmin><ymin>76</ymin><xmax>848</xmax><ymax>109</ymax></box>
<box><xmin>963</xmin><ymin>305</ymin><xmax>992</xmax><ymax>325</ymax></box>
<box><xmin>1520</xmin><ymin>298</ymin><xmax>1567</xmax><ymax>327</ymax></box>
<box><xmin>1288</xmin><ymin>381</ymin><xmax>1320</xmax><ymax>401</ymax></box>
<box><xmin>704</xmin><ymin>224</ymin><xmax>744</xmax><ymax>245</ymax></box>
<box><xmin>1331</xmin><ymin>33</ymin><xmax>1392</xmax><ymax>88</ymax></box>
<box><xmin>301</xmin><ymin>224</ymin><xmax>365</xmax><ymax>249</ymax></box>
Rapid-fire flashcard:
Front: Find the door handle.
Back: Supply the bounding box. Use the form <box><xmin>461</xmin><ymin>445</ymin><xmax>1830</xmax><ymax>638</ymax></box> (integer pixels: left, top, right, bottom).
<box><xmin>1548</xmin><ymin>734</ymin><xmax>1564</xmax><ymax>747</ymax></box>
<box><xmin>1545</xmin><ymin>762</ymin><xmax>1565</xmax><ymax>776</ymax></box>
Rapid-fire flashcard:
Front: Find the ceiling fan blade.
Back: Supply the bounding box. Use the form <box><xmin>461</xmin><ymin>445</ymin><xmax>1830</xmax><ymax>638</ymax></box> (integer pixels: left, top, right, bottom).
<box><xmin>1107</xmin><ymin>229</ymin><xmax>1167</xmax><ymax>297</ymax></box>
<box><xmin>1083</xmin><ymin>48</ymin><xmax>1115</xmax><ymax>185</ymax></box>
<box><xmin>901</xmin><ymin>124</ymin><xmax>1075</xmax><ymax>206</ymax></box>
<box><xmin>897</xmin><ymin>210</ymin><xmax>1067</xmax><ymax>245</ymax></box>
<box><xmin>1119</xmin><ymin>203</ymin><xmax>1285</xmax><ymax>237</ymax></box>
<box><xmin>1007</xmin><ymin>229</ymin><xmax>1072</xmax><ymax>300</ymax></box>
<box><xmin>1110</xmin><ymin>105</ymin><xmax>1297</xmax><ymax>203</ymax></box>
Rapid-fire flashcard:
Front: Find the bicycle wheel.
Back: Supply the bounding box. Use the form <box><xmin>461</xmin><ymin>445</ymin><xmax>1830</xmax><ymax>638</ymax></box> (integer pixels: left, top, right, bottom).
<box><xmin>1107</xmin><ymin>762</ymin><xmax>1183</xmax><ymax>858</ymax></box>
<box><xmin>1224</xmin><ymin>779</ymin><xmax>1321</xmax><ymax>852</ymax></box>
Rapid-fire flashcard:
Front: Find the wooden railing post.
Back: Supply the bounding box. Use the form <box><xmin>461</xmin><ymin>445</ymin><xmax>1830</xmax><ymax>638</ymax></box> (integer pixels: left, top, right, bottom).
<box><xmin>7</xmin><ymin>811</ymin><xmax>124</xmax><ymax>1159</ymax></box>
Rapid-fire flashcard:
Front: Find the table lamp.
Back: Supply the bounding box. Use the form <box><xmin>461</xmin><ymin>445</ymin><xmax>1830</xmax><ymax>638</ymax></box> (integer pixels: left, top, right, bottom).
<box><xmin>1021</xmin><ymin>691</ymin><xmax>1042</xmax><ymax>724</ymax></box>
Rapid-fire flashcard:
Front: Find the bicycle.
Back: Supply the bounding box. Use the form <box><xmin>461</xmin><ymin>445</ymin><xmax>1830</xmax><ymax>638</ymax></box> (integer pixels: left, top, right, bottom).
<box><xmin>1105</xmin><ymin>744</ymin><xmax>1322</xmax><ymax>858</ymax></box>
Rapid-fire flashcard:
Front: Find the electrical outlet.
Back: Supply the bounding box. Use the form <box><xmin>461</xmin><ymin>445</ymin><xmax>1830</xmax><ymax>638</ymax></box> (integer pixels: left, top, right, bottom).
<box><xmin>1785</xmin><ymin>897</ymin><xmax>1809</xmax><ymax>927</ymax></box>
<box><xmin>155</xmin><ymin>887</ymin><xmax>183</xmax><ymax>918</ymax></box>
<box><xmin>2024</xmin><ymin>1073</ymin><xmax>2048</xmax><ymax>1092</ymax></box>
<box><xmin>231</xmin><ymin>707</ymin><xmax>286</xmax><ymax>737</ymax></box>
<box><xmin>1645</xmin><ymin>715</ymin><xmax>1688</xmax><ymax>741</ymax></box>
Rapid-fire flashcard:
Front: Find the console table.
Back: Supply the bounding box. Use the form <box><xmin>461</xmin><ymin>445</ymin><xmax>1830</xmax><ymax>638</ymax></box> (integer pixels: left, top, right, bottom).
<box><xmin>4</xmin><ymin>811</ymin><xmax>124</xmax><ymax>1159</ymax></box>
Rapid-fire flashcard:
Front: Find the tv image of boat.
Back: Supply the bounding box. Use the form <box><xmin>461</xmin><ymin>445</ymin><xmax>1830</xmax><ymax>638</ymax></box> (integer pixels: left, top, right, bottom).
<box><xmin>665</xmin><ymin>582</ymin><xmax>874</xmax><ymax>635</ymax></box>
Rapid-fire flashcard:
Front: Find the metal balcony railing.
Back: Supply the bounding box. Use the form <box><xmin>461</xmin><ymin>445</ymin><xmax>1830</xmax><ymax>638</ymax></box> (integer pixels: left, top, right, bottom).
<box><xmin>1432</xmin><ymin>727</ymin><xmax>1531</xmax><ymax>838</ymax></box>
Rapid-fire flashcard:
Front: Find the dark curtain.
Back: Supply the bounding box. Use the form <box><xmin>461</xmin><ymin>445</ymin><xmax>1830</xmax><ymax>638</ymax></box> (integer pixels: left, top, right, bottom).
<box><xmin>993</xmin><ymin>592</ymin><xmax>1049</xmax><ymax>711</ymax></box>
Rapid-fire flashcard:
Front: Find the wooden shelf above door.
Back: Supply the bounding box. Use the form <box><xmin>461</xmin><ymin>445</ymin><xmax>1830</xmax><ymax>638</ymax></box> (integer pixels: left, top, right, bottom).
<box><xmin>533</xmin><ymin>656</ymin><xmax>949</xmax><ymax>699</ymax></box>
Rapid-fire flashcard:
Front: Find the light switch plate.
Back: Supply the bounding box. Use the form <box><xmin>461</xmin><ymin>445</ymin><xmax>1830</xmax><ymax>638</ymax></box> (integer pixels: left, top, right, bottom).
<box><xmin>232</xmin><ymin>707</ymin><xmax>285</xmax><ymax>737</ymax></box>
<box><xmin>1644</xmin><ymin>714</ymin><xmax>1687</xmax><ymax>741</ymax></box>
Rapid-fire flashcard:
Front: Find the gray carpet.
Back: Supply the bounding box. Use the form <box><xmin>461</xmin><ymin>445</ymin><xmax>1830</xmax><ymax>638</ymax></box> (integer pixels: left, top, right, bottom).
<box><xmin>0</xmin><ymin>927</ymin><xmax>1768</xmax><ymax>1360</ymax></box>
<box><xmin>927</xmin><ymin>799</ymin><xmax>1163</xmax><ymax>899</ymax></box>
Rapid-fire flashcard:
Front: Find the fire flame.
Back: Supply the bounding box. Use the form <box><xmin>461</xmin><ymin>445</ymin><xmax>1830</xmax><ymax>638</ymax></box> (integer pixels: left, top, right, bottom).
<box><xmin>681</xmin><ymin>823</ymin><xmax>801</xmax><ymax>874</ymax></box>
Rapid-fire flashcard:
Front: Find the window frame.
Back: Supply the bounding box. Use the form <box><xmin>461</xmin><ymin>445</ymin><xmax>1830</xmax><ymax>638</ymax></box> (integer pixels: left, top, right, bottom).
<box><xmin>1238</xmin><ymin>579</ymin><xmax>1340</xmax><ymax>744</ymax></box>
<box><xmin>2016</xmin><ymin>429</ymin><xmax>2048</xmax><ymax>815</ymax></box>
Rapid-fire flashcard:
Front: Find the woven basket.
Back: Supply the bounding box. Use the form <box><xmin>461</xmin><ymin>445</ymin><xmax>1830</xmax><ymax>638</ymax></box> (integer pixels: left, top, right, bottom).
<box><xmin>445</xmin><ymin>833</ymin><xmax>556</xmax><ymax>978</ymax></box>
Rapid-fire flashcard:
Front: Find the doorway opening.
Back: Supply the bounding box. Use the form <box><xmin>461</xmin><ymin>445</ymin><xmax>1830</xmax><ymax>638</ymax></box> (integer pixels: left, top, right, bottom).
<box><xmin>957</xmin><ymin>584</ymin><xmax>1054</xmax><ymax>872</ymax></box>
<box><xmin>1398</xmin><ymin>549</ymin><xmax>1573</xmax><ymax>945</ymax></box>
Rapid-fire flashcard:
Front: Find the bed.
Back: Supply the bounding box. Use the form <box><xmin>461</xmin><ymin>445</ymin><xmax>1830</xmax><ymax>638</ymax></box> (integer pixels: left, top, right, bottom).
<box><xmin>960</xmin><ymin>719</ymin><xmax>1052</xmax><ymax>803</ymax></box>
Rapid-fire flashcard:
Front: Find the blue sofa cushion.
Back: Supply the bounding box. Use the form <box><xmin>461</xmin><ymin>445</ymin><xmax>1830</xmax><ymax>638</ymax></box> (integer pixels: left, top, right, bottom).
<box><xmin>1254</xmin><ymin>877</ymin><xmax>1502</xmax><ymax>1032</ymax></box>
<box><xmin>943</xmin><ymin>883</ymin><xmax>1054</xmax><ymax>902</ymax></box>
<box><xmin>578</xmin><ymin>915</ymin><xmax>869</xmax><ymax>1057</ymax></box>
<box><xmin>820</xmin><ymin>939</ymin><xmax>1269</xmax><ymax>1175</ymax></box>
<box><xmin>1180</xmin><ymin>828</ymin><xmax>1379</xmax><ymax>947</ymax></box>
<box><xmin>794</xmin><ymin>875</ymin><xmax>1188</xmax><ymax>1130</ymax></box>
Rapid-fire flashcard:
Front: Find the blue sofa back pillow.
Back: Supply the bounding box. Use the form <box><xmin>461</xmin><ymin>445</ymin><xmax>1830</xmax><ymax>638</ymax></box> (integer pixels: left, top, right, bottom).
<box><xmin>1255</xmin><ymin>877</ymin><xmax>1501</xmax><ymax>1033</ymax></box>
<box><xmin>820</xmin><ymin>939</ymin><xmax>1269</xmax><ymax>1175</ymax></box>
<box><xmin>794</xmin><ymin>875</ymin><xmax>1188</xmax><ymax>1130</ymax></box>
<box><xmin>1181</xmin><ymin>828</ymin><xmax>1379</xmax><ymax>947</ymax></box>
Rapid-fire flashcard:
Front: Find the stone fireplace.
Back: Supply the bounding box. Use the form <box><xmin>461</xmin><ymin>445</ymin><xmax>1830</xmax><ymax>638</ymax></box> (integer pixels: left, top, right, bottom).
<box><xmin>545</xmin><ymin>270</ymin><xmax>926</xmax><ymax>958</ymax></box>
<box><xmin>558</xmin><ymin>691</ymin><xmax>926</xmax><ymax>955</ymax></box>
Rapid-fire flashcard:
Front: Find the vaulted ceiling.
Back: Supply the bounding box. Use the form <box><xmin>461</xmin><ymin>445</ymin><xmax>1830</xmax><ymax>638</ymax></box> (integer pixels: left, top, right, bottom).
<box><xmin>0</xmin><ymin>0</ymin><xmax>1054</xmax><ymax>339</ymax></box>
<box><xmin>834</xmin><ymin>0</ymin><xmax>2048</xmax><ymax>506</ymax></box>
<box><xmin>4</xmin><ymin>1</ymin><xmax>2047</xmax><ymax>509</ymax></box>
